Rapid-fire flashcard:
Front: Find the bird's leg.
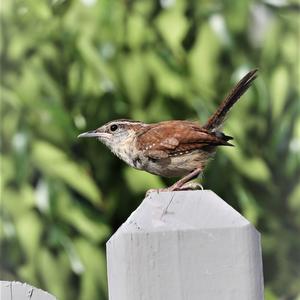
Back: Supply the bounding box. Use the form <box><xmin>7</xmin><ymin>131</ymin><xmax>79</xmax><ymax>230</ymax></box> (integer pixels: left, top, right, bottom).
<box><xmin>146</xmin><ymin>167</ymin><xmax>203</xmax><ymax>197</ymax></box>
<box><xmin>169</xmin><ymin>167</ymin><xmax>203</xmax><ymax>191</ymax></box>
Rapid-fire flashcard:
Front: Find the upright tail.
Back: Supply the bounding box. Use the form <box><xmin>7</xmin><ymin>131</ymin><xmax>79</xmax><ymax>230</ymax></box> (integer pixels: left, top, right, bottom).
<box><xmin>203</xmin><ymin>69</ymin><xmax>258</xmax><ymax>131</ymax></box>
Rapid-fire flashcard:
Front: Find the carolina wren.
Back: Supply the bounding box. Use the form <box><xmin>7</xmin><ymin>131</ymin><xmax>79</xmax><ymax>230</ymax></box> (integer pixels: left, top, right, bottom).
<box><xmin>78</xmin><ymin>69</ymin><xmax>258</xmax><ymax>191</ymax></box>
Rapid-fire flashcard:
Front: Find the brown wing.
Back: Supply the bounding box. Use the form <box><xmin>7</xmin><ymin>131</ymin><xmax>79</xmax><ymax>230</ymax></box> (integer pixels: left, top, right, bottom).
<box><xmin>136</xmin><ymin>120</ymin><xmax>230</xmax><ymax>160</ymax></box>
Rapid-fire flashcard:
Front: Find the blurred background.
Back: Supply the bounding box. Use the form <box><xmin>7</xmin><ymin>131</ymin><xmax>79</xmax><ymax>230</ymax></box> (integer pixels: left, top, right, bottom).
<box><xmin>1</xmin><ymin>0</ymin><xmax>300</xmax><ymax>299</ymax></box>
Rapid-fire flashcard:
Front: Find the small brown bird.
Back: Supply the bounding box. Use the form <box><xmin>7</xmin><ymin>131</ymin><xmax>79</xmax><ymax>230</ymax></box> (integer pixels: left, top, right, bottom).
<box><xmin>79</xmin><ymin>69</ymin><xmax>258</xmax><ymax>192</ymax></box>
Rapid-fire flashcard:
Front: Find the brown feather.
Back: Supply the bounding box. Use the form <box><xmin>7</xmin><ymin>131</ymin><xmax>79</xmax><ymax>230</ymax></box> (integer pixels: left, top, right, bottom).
<box><xmin>203</xmin><ymin>69</ymin><xmax>258</xmax><ymax>130</ymax></box>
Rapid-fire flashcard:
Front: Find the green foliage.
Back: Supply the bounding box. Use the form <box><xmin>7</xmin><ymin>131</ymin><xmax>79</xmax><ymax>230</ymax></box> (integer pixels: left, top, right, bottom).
<box><xmin>1</xmin><ymin>0</ymin><xmax>299</xmax><ymax>299</ymax></box>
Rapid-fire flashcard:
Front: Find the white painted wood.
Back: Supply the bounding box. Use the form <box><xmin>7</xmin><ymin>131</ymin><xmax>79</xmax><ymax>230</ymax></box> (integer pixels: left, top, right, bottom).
<box><xmin>0</xmin><ymin>281</ymin><xmax>56</xmax><ymax>300</ymax></box>
<box><xmin>106</xmin><ymin>190</ymin><xmax>264</xmax><ymax>300</ymax></box>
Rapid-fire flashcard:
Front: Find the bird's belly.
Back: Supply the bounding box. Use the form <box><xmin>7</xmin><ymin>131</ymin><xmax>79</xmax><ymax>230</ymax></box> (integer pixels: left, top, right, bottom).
<box><xmin>140</xmin><ymin>150</ymin><xmax>215</xmax><ymax>178</ymax></box>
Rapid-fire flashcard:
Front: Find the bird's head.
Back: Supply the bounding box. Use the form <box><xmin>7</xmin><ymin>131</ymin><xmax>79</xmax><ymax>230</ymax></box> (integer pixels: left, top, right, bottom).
<box><xmin>78</xmin><ymin>119</ymin><xmax>144</xmax><ymax>151</ymax></box>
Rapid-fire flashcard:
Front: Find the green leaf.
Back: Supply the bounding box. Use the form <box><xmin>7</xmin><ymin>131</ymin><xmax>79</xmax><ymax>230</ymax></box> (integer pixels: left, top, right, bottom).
<box><xmin>2</xmin><ymin>185</ymin><xmax>35</xmax><ymax>219</ymax></box>
<box><xmin>146</xmin><ymin>52</ymin><xmax>186</xmax><ymax>97</ymax></box>
<box><xmin>32</xmin><ymin>141</ymin><xmax>103</xmax><ymax>206</ymax></box>
<box><xmin>156</xmin><ymin>3</ymin><xmax>188</xmax><ymax>53</ymax></box>
<box><xmin>222</xmin><ymin>147</ymin><xmax>271</xmax><ymax>182</ymax></box>
<box><xmin>57</xmin><ymin>192</ymin><xmax>110</xmax><ymax>242</ymax></box>
<box><xmin>74</xmin><ymin>238</ymin><xmax>108</xmax><ymax>299</ymax></box>
<box><xmin>18</xmin><ymin>263</ymin><xmax>38</xmax><ymax>286</ymax></box>
<box><xmin>224</xmin><ymin>0</ymin><xmax>249</xmax><ymax>33</ymax></box>
<box><xmin>119</xmin><ymin>53</ymin><xmax>149</xmax><ymax>105</ymax></box>
<box><xmin>264</xmin><ymin>286</ymin><xmax>278</xmax><ymax>300</ymax></box>
<box><xmin>235</xmin><ymin>186</ymin><xmax>261</xmax><ymax>224</ymax></box>
<box><xmin>188</xmin><ymin>23</ymin><xmax>221</xmax><ymax>96</ymax></box>
<box><xmin>288</xmin><ymin>185</ymin><xmax>300</xmax><ymax>212</ymax></box>
<box><xmin>38</xmin><ymin>248</ymin><xmax>71</xmax><ymax>299</ymax></box>
<box><xmin>15</xmin><ymin>211</ymin><xmax>43</xmax><ymax>262</ymax></box>
<box><xmin>127</xmin><ymin>13</ymin><xmax>147</xmax><ymax>49</ymax></box>
<box><xmin>124</xmin><ymin>167</ymin><xmax>163</xmax><ymax>194</ymax></box>
<box><xmin>270</xmin><ymin>66</ymin><xmax>289</xmax><ymax>119</ymax></box>
<box><xmin>0</xmin><ymin>155</ymin><xmax>14</xmax><ymax>186</ymax></box>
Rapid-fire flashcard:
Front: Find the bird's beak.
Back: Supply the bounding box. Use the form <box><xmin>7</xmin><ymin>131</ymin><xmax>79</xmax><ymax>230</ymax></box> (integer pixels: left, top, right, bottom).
<box><xmin>77</xmin><ymin>130</ymin><xmax>102</xmax><ymax>138</ymax></box>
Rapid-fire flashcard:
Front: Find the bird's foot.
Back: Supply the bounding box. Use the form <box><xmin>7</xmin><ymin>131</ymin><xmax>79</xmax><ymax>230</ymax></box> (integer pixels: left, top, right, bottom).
<box><xmin>146</xmin><ymin>181</ymin><xmax>203</xmax><ymax>197</ymax></box>
<box><xmin>178</xmin><ymin>181</ymin><xmax>204</xmax><ymax>191</ymax></box>
<box><xmin>146</xmin><ymin>188</ymin><xmax>171</xmax><ymax>197</ymax></box>
<box><xmin>169</xmin><ymin>179</ymin><xmax>203</xmax><ymax>191</ymax></box>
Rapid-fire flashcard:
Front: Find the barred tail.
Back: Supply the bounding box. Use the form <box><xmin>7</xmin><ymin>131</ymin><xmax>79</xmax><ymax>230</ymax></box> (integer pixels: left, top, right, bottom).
<box><xmin>203</xmin><ymin>69</ymin><xmax>258</xmax><ymax>131</ymax></box>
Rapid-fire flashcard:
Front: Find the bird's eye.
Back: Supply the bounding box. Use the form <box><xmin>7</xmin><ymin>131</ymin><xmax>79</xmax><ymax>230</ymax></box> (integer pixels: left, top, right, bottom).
<box><xmin>110</xmin><ymin>124</ymin><xmax>118</xmax><ymax>132</ymax></box>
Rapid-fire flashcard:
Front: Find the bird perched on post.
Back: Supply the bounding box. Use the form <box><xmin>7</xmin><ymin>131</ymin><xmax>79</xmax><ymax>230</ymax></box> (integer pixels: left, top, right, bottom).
<box><xmin>78</xmin><ymin>69</ymin><xmax>258</xmax><ymax>192</ymax></box>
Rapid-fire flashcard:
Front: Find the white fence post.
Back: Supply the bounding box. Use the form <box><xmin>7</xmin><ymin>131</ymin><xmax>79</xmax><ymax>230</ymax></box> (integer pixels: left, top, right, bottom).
<box><xmin>106</xmin><ymin>190</ymin><xmax>264</xmax><ymax>300</ymax></box>
<box><xmin>0</xmin><ymin>281</ymin><xmax>57</xmax><ymax>300</ymax></box>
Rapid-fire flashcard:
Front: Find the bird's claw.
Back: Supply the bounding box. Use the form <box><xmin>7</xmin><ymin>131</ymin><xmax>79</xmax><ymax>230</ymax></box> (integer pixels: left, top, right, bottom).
<box><xmin>146</xmin><ymin>188</ymin><xmax>170</xmax><ymax>197</ymax></box>
<box><xmin>178</xmin><ymin>181</ymin><xmax>203</xmax><ymax>191</ymax></box>
<box><xmin>146</xmin><ymin>181</ymin><xmax>203</xmax><ymax>197</ymax></box>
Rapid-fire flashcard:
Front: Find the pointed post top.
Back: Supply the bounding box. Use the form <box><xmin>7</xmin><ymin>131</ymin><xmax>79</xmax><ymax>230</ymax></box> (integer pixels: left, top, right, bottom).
<box><xmin>113</xmin><ymin>190</ymin><xmax>252</xmax><ymax>236</ymax></box>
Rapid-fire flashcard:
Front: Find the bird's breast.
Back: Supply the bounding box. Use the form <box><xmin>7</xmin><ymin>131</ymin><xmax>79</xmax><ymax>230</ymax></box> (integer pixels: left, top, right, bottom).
<box><xmin>111</xmin><ymin>142</ymin><xmax>141</xmax><ymax>169</ymax></box>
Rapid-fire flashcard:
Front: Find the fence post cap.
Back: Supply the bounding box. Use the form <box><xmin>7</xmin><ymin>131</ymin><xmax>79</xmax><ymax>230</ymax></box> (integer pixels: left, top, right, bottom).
<box><xmin>108</xmin><ymin>190</ymin><xmax>256</xmax><ymax>241</ymax></box>
<box><xmin>0</xmin><ymin>281</ymin><xmax>57</xmax><ymax>300</ymax></box>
